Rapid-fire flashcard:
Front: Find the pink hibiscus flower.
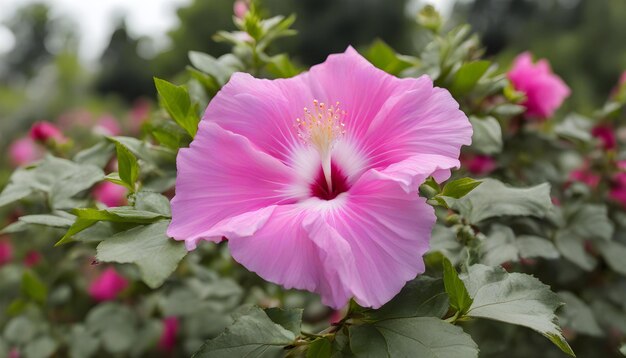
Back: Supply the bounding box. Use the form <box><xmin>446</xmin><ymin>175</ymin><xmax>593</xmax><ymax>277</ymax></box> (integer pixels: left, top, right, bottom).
<box><xmin>8</xmin><ymin>137</ymin><xmax>43</xmax><ymax>167</ymax></box>
<box><xmin>167</xmin><ymin>47</ymin><xmax>472</xmax><ymax>309</ymax></box>
<box><xmin>610</xmin><ymin>173</ymin><xmax>626</xmax><ymax>208</ymax></box>
<box><xmin>463</xmin><ymin>154</ymin><xmax>497</xmax><ymax>176</ymax></box>
<box><xmin>0</xmin><ymin>239</ymin><xmax>13</xmax><ymax>266</ymax></box>
<box><xmin>93</xmin><ymin>182</ymin><xmax>127</xmax><ymax>207</ymax></box>
<box><xmin>88</xmin><ymin>267</ymin><xmax>128</xmax><ymax>301</ymax></box>
<box><xmin>158</xmin><ymin>316</ymin><xmax>179</xmax><ymax>352</ymax></box>
<box><xmin>591</xmin><ymin>125</ymin><xmax>618</xmax><ymax>151</ymax></box>
<box><xmin>508</xmin><ymin>52</ymin><xmax>570</xmax><ymax>119</ymax></box>
<box><xmin>29</xmin><ymin>121</ymin><xmax>67</xmax><ymax>143</ymax></box>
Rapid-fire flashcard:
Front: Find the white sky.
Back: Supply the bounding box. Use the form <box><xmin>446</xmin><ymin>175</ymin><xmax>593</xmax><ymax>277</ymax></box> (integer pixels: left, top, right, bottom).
<box><xmin>0</xmin><ymin>0</ymin><xmax>454</xmax><ymax>62</ymax></box>
<box><xmin>0</xmin><ymin>0</ymin><xmax>192</xmax><ymax>61</ymax></box>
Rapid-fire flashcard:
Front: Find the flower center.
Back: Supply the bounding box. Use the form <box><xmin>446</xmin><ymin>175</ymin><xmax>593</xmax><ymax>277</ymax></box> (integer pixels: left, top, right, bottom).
<box><xmin>296</xmin><ymin>100</ymin><xmax>346</xmax><ymax>192</ymax></box>
<box><xmin>310</xmin><ymin>161</ymin><xmax>350</xmax><ymax>200</ymax></box>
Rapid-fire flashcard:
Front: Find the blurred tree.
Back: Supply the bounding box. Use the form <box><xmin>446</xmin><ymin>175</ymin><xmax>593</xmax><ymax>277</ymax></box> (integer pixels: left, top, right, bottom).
<box><xmin>95</xmin><ymin>20</ymin><xmax>156</xmax><ymax>102</ymax></box>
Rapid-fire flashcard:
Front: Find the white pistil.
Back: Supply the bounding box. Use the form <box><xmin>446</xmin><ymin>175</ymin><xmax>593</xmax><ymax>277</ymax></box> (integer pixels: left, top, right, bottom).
<box><xmin>296</xmin><ymin>100</ymin><xmax>346</xmax><ymax>191</ymax></box>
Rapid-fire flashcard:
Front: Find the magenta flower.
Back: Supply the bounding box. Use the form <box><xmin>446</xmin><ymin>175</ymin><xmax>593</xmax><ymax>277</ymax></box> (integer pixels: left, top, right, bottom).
<box><xmin>24</xmin><ymin>251</ymin><xmax>42</xmax><ymax>267</ymax></box>
<box><xmin>8</xmin><ymin>137</ymin><xmax>43</xmax><ymax>167</ymax></box>
<box><xmin>158</xmin><ymin>316</ymin><xmax>179</xmax><ymax>352</ymax></box>
<box><xmin>88</xmin><ymin>267</ymin><xmax>128</xmax><ymax>301</ymax></box>
<box><xmin>508</xmin><ymin>52</ymin><xmax>570</xmax><ymax>119</ymax></box>
<box><xmin>0</xmin><ymin>239</ymin><xmax>13</xmax><ymax>266</ymax></box>
<box><xmin>93</xmin><ymin>182</ymin><xmax>127</xmax><ymax>207</ymax></box>
<box><xmin>167</xmin><ymin>48</ymin><xmax>472</xmax><ymax>308</ymax></box>
<box><xmin>94</xmin><ymin>115</ymin><xmax>122</xmax><ymax>136</ymax></box>
<box><xmin>610</xmin><ymin>173</ymin><xmax>626</xmax><ymax>208</ymax></box>
<box><xmin>29</xmin><ymin>121</ymin><xmax>67</xmax><ymax>143</ymax></box>
<box><xmin>592</xmin><ymin>125</ymin><xmax>618</xmax><ymax>151</ymax></box>
<box><xmin>569</xmin><ymin>167</ymin><xmax>601</xmax><ymax>189</ymax></box>
<box><xmin>464</xmin><ymin>154</ymin><xmax>497</xmax><ymax>176</ymax></box>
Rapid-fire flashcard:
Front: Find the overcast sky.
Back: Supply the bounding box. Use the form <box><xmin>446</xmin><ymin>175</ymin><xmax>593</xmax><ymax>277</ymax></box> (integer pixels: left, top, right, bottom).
<box><xmin>0</xmin><ymin>0</ymin><xmax>454</xmax><ymax>62</ymax></box>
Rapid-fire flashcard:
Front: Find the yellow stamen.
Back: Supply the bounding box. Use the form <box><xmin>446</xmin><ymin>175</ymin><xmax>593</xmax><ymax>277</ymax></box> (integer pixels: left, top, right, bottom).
<box><xmin>296</xmin><ymin>100</ymin><xmax>346</xmax><ymax>191</ymax></box>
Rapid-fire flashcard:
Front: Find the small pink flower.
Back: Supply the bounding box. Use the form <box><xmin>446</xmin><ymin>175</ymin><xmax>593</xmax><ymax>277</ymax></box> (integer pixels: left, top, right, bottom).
<box><xmin>8</xmin><ymin>137</ymin><xmax>43</xmax><ymax>167</ymax></box>
<box><xmin>508</xmin><ymin>52</ymin><xmax>570</xmax><ymax>119</ymax></box>
<box><xmin>617</xmin><ymin>160</ymin><xmax>626</xmax><ymax>171</ymax></box>
<box><xmin>88</xmin><ymin>267</ymin><xmax>128</xmax><ymax>301</ymax></box>
<box><xmin>167</xmin><ymin>47</ymin><xmax>472</xmax><ymax>309</ymax></box>
<box><xmin>0</xmin><ymin>239</ymin><xmax>13</xmax><ymax>266</ymax></box>
<box><xmin>464</xmin><ymin>154</ymin><xmax>496</xmax><ymax>176</ymax></box>
<box><xmin>8</xmin><ymin>348</ymin><xmax>20</xmax><ymax>358</ymax></box>
<box><xmin>233</xmin><ymin>0</ymin><xmax>249</xmax><ymax>19</ymax></box>
<box><xmin>130</xmin><ymin>99</ymin><xmax>151</xmax><ymax>133</ymax></box>
<box><xmin>591</xmin><ymin>125</ymin><xmax>617</xmax><ymax>151</ymax></box>
<box><xmin>610</xmin><ymin>173</ymin><xmax>626</xmax><ymax>208</ymax></box>
<box><xmin>24</xmin><ymin>251</ymin><xmax>42</xmax><ymax>267</ymax></box>
<box><xmin>93</xmin><ymin>182</ymin><xmax>127</xmax><ymax>207</ymax></box>
<box><xmin>94</xmin><ymin>115</ymin><xmax>122</xmax><ymax>136</ymax></box>
<box><xmin>29</xmin><ymin>121</ymin><xmax>67</xmax><ymax>143</ymax></box>
<box><xmin>569</xmin><ymin>167</ymin><xmax>601</xmax><ymax>189</ymax></box>
<box><xmin>158</xmin><ymin>316</ymin><xmax>179</xmax><ymax>352</ymax></box>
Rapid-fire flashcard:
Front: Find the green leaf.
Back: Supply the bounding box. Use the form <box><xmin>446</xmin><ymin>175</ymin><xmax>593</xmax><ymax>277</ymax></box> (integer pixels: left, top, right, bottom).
<box><xmin>442</xmin><ymin>257</ymin><xmax>473</xmax><ymax>315</ymax></box>
<box><xmin>445</xmin><ymin>179</ymin><xmax>552</xmax><ymax>224</ymax></box>
<box><xmin>365</xmin><ymin>276</ymin><xmax>449</xmax><ymax>320</ymax></box>
<box><xmin>154</xmin><ymin>77</ymin><xmax>199</xmax><ymax>137</ymax></box>
<box><xmin>554</xmin><ymin>114</ymin><xmax>593</xmax><ymax>143</ymax></box>
<box><xmin>50</xmin><ymin>164</ymin><xmax>104</xmax><ymax>209</ymax></box>
<box><xmin>469</xmin><ymin>116</ymin><xmax>503</xmax><ymax>155</ymax></box>
<box><xmin>96</xmin><ymin>221</ymin><xmax>186</xmax><ymax>288</ymax></box>
<box><xmin>86</xmin><ymin>303</ymin><xmax>137</xmax><ymax>354</ymax></box>
<box><xmin>307</xmin><ymin>337</ymin><xmax>333</xmax><ymax>358</ymax></box>
<box><xmin>441</xmin><ymin>178</ymin><xmax>482</xmax><ymax>199</ymax></box>
<box><xmin>557</xmin><ymin>291</ymin><xmax>602</xmax><ymax>337</ymax></box>
<box><xmin>74</xmin><ymin>207</ymin><xmax>166</xmax><ymax>223</ymax></box>
<box><xmin>192</xmin><ymin>306</ymin><xmax>296</xmax><ymax>358</ymax></box>
<box><xmin>349</xmin><ymin>317</ymin><xmax>478</xmax><ymax>358</ymax></box>
<box><xmin>24</xmin><ymin>336</ymin><xmax>57</xmax><ymax>358</ymax></box>
<box><xmin>364</xmin><ymin>39</ymin><xmax>412</xmax><ymax>75</ymax></box>
<box><xmin>133</xmin><ymin>191</ymin><xmax>171</xmax><ymax>217</ymax></box>
<box><xmin>490</xmin><ymin>103</ymin><xmax>526</xmax><ymax>117</ymax></box>
<box><xmin>264</xmin><ymin>307</ymin><xmax>303</xmax><ymax>336</ymax></box>
<box><xmin>480</xmin><ymin>225</ymin><xmax>559</xmax><ymax>266</ymax></box>
<box><xmin>596</xmin><ymin>241</ymin><xmax>626</xmax><ymax>276</ymax></box>
<box><xmin>68</xmin><ymin>325</ymin><xmax>100</xmax><ymax>358</ymax></box>
<box><xmin>3</xmin><ymin>317</ymin><xmax>36</xmax><ymax>345</ymax></box>
<box><xmin>55</xmin><ymin>218</ymin><xmax>98</xmax><ymax>246</ymax></box>
<box><xmin>462</xmin><ymin>264</ymin><xmax>574</xmax><ymax>356</ymax></box>
<box><xmin>111</xmin><ymin>140</ymin><xmax>139</xmax><ymax>192</ymax></box>
<box><xmin>450</xmin><ymin>60</ymin><xmax>491</xmax><ymax>96</ymax></box>
<box><xmin>18</xmin><ymin>214</ymin><xmax>74</xmax><ymax>228</ymax></box>
<box><xmin>620</xmin><ymin>344</ymin><xmax>626</xmax><ymax>356</ymax></box>
<box><xmin>73</xmin><ymin>141</ymin><xmax>115</xmax><ymax>167</ymax></box>
<box><xmin>189</xmin><ymin>51</ymin><xmax>236</xmax><ymax>84</ymax></box>
<box><xmin>265</xmin><ymin>54</ymin><xmax>301</xmax><ymax>78</ymax></box>
<box><xmin>22</xmin><ymin>270</ymin><xmax>47</xmax><ymax>304</ymax></box>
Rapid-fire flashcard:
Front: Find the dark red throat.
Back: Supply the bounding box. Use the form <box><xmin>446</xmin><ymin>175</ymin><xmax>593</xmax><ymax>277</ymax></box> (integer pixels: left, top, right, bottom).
<box><xmin>310</xmin><ymin>162</ymin><xmax>350</xmax><ymax>200</ymax></box>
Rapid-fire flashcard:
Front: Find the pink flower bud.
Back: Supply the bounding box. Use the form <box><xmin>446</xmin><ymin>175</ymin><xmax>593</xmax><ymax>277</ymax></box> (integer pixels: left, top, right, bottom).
<box><xmin>29</xmin><ymin>121</ymin><xmax>67</xmax><ymax>143</ymax></box>
<box><xmin>233</xmin><ymin>0</ymin><xmax>249</xmax><ymax>19</ymax></box>
<box><xmin>93</xmin><ymin>182</ymin><xmax>127</xmax><ymax>207</ymax></box>
<box><xmin>94</xmin><ymin>115</ymin><xmax>122</xmax><ymax>136</ymax></box>
<box><xmin>464</xmin><ymin>154</ymin><xmax>497</xmax><ymax>176</ymax></box>
<box><xmin>508</xmin><ymin>52</ymin><xmax>570</xmax><ymax>119</ymax></box>
<box><xmin>8</xmin><ymin>137</ymin><xmax>43</xmax><ymax>167</ymax></box>
<box><xmin>24</xmin><ymin>251</ymin><xmax>42</xmax><ymax>267</ymax></box>
<box><xmin>591</xmin><ymin>125</ymin><xmax>617</xmax><ymax>151</ymax></box>
<box><xmin>88</xmin><ymin>267</ymin><xmax>128</xmax><ymax>302</ymax></box>
<box><xmin>0</xmin><ymin>239</ymin><xmax>13</xmax><ymax>266</ymax></box>
<box><xmin>158</xmin><ymin>316</ymin><xmax>180</xmax><ymax>352</ymax></box>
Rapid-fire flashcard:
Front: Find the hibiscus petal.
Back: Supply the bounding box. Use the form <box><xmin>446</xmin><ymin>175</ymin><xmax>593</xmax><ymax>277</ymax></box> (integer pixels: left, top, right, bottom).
<box><xmin>167</xmin><ymin>121</ymin><xmax>297</xmax><ymax>248</ymax></box>
<box><xmin>308</xmin><ymin>47</ymin><xmax>471</xmax><ymax>181</ymax></box>
<box><xmin>314</xmin><ymin>170</ymin><xmax>436</xmax><ymax>308</ymax></box>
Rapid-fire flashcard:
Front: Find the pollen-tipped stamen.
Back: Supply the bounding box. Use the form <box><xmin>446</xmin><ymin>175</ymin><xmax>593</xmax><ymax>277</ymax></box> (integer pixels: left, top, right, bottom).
<box><xmin>296</xmin><ymin>100</ymin><xmax>346</xmax><ymax>191</ymax></box>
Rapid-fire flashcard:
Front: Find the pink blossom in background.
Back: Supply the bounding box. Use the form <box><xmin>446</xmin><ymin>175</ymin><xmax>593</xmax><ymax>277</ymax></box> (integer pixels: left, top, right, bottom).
<box><xmin>508</xmin><ymin>52</ymin><xmax>570</xmax><ymax>119</ymax></box>
<box><xmin>8</xmin><ymin>348</ymin><xmax>20</xmax><ymax>358</ymax></box>
<box><xmin>8</xmin><ymin>137</ymin><xmax>43</xmax><ymax>167</ymax></box>
<box><xmin>610</xmin><ymin>173</ymin><xmax>626</xmax><ymax>207</ymax></box>
<box><xmin>94</xmin><ymin>115</ymin><xmax>122</xmax><ymax>136</ymax></box>
<box><xmin>158</xmin><ymin>316</ymin><xmax>179</xmax><ymax>352</ymax></box>
<box><xmin>57</xmin><ymin>109</ymin><xmax>93</xmax><ymax>130</ymax></box>
<box><xmin>167</xmin><ymin>47</ymin><xmax>472</xmax><ymax>309</ymax></box>
<box><xmin>569</xmin><ymin>167</ymin><xmax>601</xmax><ymax>189</ymax></box>
<box><xmin>0</xmin><ymin>240</ymin><xmax>13</xmax><ymax>266</ymax></box>
<box><xmin>233</xmin><ymin>0</ymin><xmax>249</xmax><ymax>18</ymax></box>
<box><xmin>29</xmin><ymin>121</ymin><xmax>67</xmax><ymax>143</ymax></box>
<box><xmin>130</xmin><ymin>99</ymin><xmax>151</xmax><ymax>133</ymax></box>
<box><xmin>617</xmin><ymin>160</ymin><xmax>626</xmax><ymax>171</ymax></box>
<box><xmin>591</xmin><ymin>125</ymin><xmax>617</xmax><ymax>151</ymax></box>
<box><xmin>93</xmin><ymin>182</ymin><xmax>127</xmax><ymax>207</ymax></box>
<box><xmin>88</xmin><ymin>267</ymin><xmax>128</xmax><ymax>301</ymax></box>
<box><xmin>24</xmin><ymin>251</ymin><xmax>42</xmax><ymax>267</ymax></box>
<box><xmin>464</xmin><ymin>154</ymin><xmax>497</xmax><ymax>176</ymax></box>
